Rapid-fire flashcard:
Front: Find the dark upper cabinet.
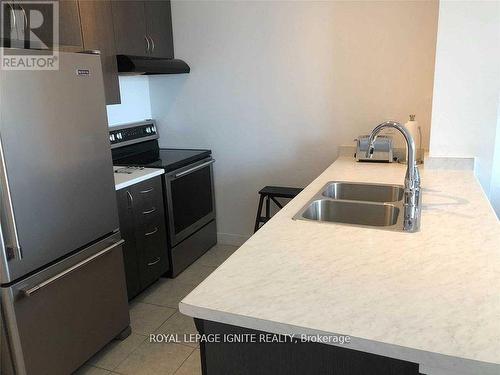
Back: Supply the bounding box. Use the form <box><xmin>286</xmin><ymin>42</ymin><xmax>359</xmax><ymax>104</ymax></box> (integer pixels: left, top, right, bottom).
<box><xmin>1</xmin><ymin>1</ymin><xmax>16</xmax><ymax>47</ymax></box>
<box><xmin>58</xmin><ymin>0</ymin><xmax>83</xmax><ymax>48</ymax></box>
<box><xmin>2</xmin><ymin>0</ymin><xmax>176</xmax><ymax>102</ymax></box>
<box><xmin>111</xmin><ymin>0</ymin><xmax>148</xmax><ymax>56</ymax></box>
<box><xmin>144</xmin><ymin>0</ymin><xmax>174</xmax><ymax>58</ymax></box>
<box><xmin>111</xmin><ymin>0</ymin><xmax>174</xmax><ymax>58</ymax></box>
<box><xmin>78</xmin><ymin>0</ymin><xmax>121</xmax><ymax>105</ymax></box>
<box><xmin>2</xmin><ymin>0</ymin><xmax>82</xmax><ymax>49</ymax></box>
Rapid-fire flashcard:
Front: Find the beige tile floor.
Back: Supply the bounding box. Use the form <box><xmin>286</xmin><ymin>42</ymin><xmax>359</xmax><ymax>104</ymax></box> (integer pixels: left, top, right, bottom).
<box><xmin>74</xmin><ymin>244</ymin><xmax>239</xmax><ymax>375</ymax></box>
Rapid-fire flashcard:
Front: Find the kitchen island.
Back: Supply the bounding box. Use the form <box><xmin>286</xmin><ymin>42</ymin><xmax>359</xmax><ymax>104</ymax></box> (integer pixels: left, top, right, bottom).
<box><xmin>179</xmin><ymin>157</ymin><xmax>500</xmax><ymax>375</ymax></box>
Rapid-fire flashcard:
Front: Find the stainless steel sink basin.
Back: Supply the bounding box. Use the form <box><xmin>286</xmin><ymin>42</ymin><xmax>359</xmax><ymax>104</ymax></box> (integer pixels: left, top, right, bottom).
<box><xmin>322</xmin><ymin>182</ymin><xmax>404</xmax><ymax>202</ymax></box>
<box><xmin>301</xmin><ymin>199</ymin><xmax>399</xmax><ymax>227</ymax></box>
<box><xmin>293</xmin><ymin>181</ymin><xmax>405</xmax><ymax>231</ymax></box>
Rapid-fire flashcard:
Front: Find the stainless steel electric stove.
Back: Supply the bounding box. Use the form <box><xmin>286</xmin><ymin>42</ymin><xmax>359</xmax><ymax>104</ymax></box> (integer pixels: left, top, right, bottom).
<box><xmin>110</xmin><ymin>120</ymin><xmax>217</xmax><ymax>277</ymax></box>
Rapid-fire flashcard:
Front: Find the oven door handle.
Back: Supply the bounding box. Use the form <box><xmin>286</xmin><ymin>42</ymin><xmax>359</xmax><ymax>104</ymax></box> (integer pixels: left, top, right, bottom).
<box><xmin>174</xmin><ymin>159</ymin><xmax>215</xmax><ymax>179</ymax></box>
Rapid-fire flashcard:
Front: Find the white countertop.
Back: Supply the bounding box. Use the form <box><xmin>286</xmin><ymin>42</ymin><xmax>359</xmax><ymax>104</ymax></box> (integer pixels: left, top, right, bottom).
<box><xmin>179</xmin><ymin>157</ymin><xmax>500</xmax><ymax>375</ymax></box>
<box><xmin>113</xmin><ymin>166</ymin><xmax>164</xmax><ymax>190</ymax></box>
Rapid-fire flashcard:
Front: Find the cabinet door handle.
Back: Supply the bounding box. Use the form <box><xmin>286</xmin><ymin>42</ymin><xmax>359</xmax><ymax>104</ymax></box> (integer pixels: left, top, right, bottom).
<box><xmin>144</xmin><ymin>35</ymin><xmax>150</xmax><ymax>53</ymax></box>
<box><xmin>140</xmin><ymin>187</ymin><xmax>154</xmax><ymax>194</ymax></box>
<box><xmin>126</xmin><ymin>191</ymin><xmax>134</xmax><ymax>208</ymax></box>
<box><xmin>150</xmin><ymin>36</ymin><xmax>155</xmax><ymax>53</ymax></box>
<box><xmin>20</xmin><ymin>6</ymin><xmax>27</xmax><ymax>29</ymax></box>
<box><xmin>147</xmin><ymin>257</ymin><xmax>161</xmax><ymax>266</ymax></box>
<box><xmin>142</xmin><ymin>207</ymin><xmax>156</xmax><ymax>215</ymax></box>
<box><xmin>145</xmin><ymin>227</ymin><xmax>158</xmax><ymax>236</ymax></box>
<box><xmin>7</xmin><ymin>4</ymin><xmax>16</xmax><ymax>30</ymax></box>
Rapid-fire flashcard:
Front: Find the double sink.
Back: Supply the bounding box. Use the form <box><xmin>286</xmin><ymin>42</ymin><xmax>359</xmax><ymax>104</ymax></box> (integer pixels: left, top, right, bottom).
<box><xmin>293</xmin><ymin>181</ymin><xmax>406</xmax><ymax>231</ymax></box>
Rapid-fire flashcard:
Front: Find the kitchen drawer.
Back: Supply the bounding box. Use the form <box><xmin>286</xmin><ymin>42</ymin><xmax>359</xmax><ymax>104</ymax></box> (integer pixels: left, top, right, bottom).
<box><xmin>133</xmin><ymin>177</ymin><xmax>163</xmax><ymax>209</ymax></box>
<box><xmin>133</xmin><ymin>177</ymin><xmax>167</xmax><ymax>239</ymax></box>
<box><xmin>136</xmin><ymin>220</ymin><xmax>169</xmax><ymax>288</ymax></box>
<box><xmin>136</xmin><ymin>202</ymin><xmax>164</xmax><ymax>232</ymax></box>
<box><xmin>134</xmin><ymin>177</ymin><xmax>168</xmax><ymax>287</ymax></box>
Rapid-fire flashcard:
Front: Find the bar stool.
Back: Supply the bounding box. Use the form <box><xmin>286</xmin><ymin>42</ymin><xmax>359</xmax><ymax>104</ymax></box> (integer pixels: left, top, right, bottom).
<box><xmin>254</xmin><ymin>186</ymin><xmax>303</xmax><ymax>232</ymax></box>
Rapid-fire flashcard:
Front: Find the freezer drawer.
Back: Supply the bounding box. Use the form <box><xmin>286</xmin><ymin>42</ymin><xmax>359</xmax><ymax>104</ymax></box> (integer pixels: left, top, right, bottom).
<box><xmin>1</xmin><ymin>237</ymin><xmax>130</xmax><ymax>375</ymax></box>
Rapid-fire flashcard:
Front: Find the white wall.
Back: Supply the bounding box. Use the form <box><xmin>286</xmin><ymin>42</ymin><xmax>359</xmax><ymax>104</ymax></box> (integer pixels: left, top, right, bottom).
<box><xmin>107</xmin><ymin>76</ymin><xmax>152</xmax><ymax>126</ymax></box>
<box><xmin>149</xmin><ymin>0</ymin><xmax>439</xmax><ymax>243</ymax></box>
<box><xmin>429</xmin><ymin>1</ymin><xmax>500</xmax><ymax>209</ymax></box>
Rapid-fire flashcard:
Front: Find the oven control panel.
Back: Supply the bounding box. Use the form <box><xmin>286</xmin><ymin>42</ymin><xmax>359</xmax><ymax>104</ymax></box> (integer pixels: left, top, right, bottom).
<box><xmin>109</xmin><ymin>120</ymin><xmax>158</xmax><ymax>148</ymax></box>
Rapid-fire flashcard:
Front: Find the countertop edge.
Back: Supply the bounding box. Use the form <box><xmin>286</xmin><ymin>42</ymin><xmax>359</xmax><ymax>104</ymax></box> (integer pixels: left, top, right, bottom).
<box><xmin>179</xmin><ymin>301</ymin><xmax>498</xmax><ymax>375</ymax></box>
<box><xmin>114</xmin><ymin>168</ymin><xmax>164</xmax><ymax>190</ymax></box>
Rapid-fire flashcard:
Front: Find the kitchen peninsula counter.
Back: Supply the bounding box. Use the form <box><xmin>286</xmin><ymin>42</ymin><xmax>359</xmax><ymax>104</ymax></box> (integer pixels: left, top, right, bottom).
<box><xmin>180</xmin><ymin>157</ymin><xmax>500</xmax><ymax>375</ymax></box>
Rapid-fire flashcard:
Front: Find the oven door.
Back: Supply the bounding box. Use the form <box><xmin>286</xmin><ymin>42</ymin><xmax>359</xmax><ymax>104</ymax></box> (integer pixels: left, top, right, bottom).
<box><xmin>164</xmin><ymin>158</ymin><xmax>216</xmax><ymax>246</ymax></box>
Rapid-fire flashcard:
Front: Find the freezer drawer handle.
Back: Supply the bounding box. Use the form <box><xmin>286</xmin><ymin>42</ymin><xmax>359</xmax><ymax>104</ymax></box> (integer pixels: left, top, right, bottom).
<box><xmin>0</xmin><ymin>136</ymin><xmax>22</xmax><ymax>260</ymax></box>
<box><xmin>174</xmin><ymin>159</ymin><xmax>215</xmax><ymax>179</ymax></box>
<box><xmin>140</xmin><ymin>187</ymin><xmax>154</xmax><ymax>194</ymax></box>
<box><xmin>142</xmin><ymin>207</ymin><xmax>156</xmax><ymax>215</ymax></box>
<box><xmin>145</xmin><ymin>227</ymin><xmax>159</xmax><ymax>236</ymax></box>
<box><xmin>147</xmin><ymin>257</ymin><xmax>161</xmax><ymax>266</ymax></box>
<box><xmin>21</xmin><ymin>239</ymin><xmax>125</xmax><ymax>297</ymax></box>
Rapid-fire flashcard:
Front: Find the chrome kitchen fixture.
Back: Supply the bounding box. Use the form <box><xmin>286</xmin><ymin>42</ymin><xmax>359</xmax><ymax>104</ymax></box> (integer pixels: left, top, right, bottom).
<box><xmin>294</xmin><ymin>121</ymin><xmax>421</xmax><ymax>233</ymax></box>
<box><xmin>294</xmin><ymin>181</ymin><xmax>407</xmax><ymax>231</ymax></box>
<box><xmin>366</xmin><ymin>121</ymin><xmax>421</xmax><ymax>232</ymax></box>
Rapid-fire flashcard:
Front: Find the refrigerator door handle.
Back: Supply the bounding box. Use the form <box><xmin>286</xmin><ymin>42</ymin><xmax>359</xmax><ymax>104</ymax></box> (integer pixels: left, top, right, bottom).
<box><xmin>0</xmin><ymin>136</ymin><xmax>22</xmax><ymax>260</ymax></box>
<box><xmin>21</xmin><ymin>239</ymin><xmax>125</xmax><ymax>297</ymax></box>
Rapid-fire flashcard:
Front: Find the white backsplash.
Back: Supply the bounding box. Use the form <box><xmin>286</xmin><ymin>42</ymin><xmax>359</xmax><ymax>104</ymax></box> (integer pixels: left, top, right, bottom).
<box><xmin>106</xmin><ymin>76</ymin><xmax>152</xmax><ymax>126</ymax></box>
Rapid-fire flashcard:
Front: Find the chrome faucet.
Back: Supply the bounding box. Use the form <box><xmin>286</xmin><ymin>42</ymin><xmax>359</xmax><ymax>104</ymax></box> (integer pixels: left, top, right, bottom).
<box><xmin>366</xmin><ymin>121</ymin><xmax>421</xmax><ymax>232</ymax></box>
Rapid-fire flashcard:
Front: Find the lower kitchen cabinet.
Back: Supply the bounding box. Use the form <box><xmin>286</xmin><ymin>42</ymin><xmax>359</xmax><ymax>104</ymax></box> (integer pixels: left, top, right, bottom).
<box><xmin>195</xmin><ymin>320</ymin><xmax>423</xmax><ymax>375</ymax></box>
<box><xmin>116</xmin><ymin>176</ymin><xmax>170</xmax><ymax>299</ymax></box>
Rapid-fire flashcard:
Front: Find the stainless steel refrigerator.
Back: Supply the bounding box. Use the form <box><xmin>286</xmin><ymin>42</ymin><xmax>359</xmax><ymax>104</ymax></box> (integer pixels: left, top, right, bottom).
<box><xmin>0</xmin><ymin>49</ymin><xmax>130</xmax><ymax>375</ymax></box>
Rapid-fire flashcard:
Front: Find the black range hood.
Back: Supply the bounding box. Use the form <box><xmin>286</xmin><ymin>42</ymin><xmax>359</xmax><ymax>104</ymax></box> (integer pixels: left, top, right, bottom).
<box><xmin>117</xmin><ymin>55</ymin><xmax>190</xmax><ymax>75</ymax></box>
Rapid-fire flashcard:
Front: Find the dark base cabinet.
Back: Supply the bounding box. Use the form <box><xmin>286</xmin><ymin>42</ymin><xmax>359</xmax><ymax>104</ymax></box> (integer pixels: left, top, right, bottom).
<box><xmin>116</xmin><ymin>176</ymin><xmax>170</xmax><ymax>299</ymax></box>
<box><xmin>194</xmin><ymin>319</ymin><xmax>423</xmax><ymax>375</ymax></box>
